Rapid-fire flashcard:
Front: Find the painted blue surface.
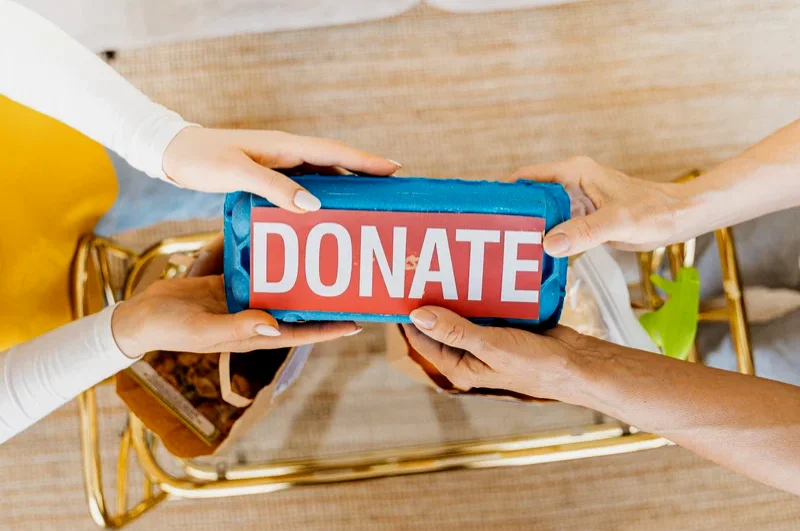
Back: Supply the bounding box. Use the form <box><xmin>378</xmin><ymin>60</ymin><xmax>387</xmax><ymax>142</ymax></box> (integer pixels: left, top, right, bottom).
<box><xmin>224</xmin><ymin>175</ymin><xmax>570</xmax><ymax>329</ymax></box>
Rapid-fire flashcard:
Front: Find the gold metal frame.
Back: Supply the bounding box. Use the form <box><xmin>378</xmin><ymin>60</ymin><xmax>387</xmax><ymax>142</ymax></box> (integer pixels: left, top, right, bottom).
<box><xmin>72</xmin><ymin>185</ymin><xmax>753</xmax><ymax>528</ymax></box>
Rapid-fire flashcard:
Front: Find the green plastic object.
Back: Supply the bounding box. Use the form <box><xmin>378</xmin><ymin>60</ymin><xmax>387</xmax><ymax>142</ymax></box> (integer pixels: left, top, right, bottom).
<box><xmin>638</xmin><ymin>268</ymin><xmax>700</xmax><ymax>360</ymax></box>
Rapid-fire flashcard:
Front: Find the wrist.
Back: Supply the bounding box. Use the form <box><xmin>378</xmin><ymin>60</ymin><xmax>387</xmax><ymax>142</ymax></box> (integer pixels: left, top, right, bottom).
<box><xmin>161</xmin><ymin>123</ymin><xmax>203</xmax><ymax>186</ymax></box>
<box><xmin>536</xmin><ymin>333</ymin><xmax>610</xmax><ymax>406</ymax></box>
<box><xmin>650</xmin><ymin>160</ymin><xmax>747</xmax><ymax>242</ymax></box>
<box><xmin>110</xmin><ymin>301</ymin><xmax>149</xmax><ymax>359</ymax></box>
<box><xmin>552</xmin><ymin>334</ymin><xmax>629</xmax><ymax>410</ymax></box>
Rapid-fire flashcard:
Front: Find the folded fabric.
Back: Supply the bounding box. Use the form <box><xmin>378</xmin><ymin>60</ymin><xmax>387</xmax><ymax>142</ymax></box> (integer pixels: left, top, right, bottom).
<box><xmin>693</xmin><ymin>208</ymin><xmax>800</xmax><ymax>300</ymax></box>
<box><xmin>94</xmin><ymin>150</ymin><xmax>224</xmax><ymax>237</ymax></box>
<box><xmin>699</xmin><ymin>308</ymin><xmax>800</xmax><ymax>387</ymax></box>
<box><xmin>702</xmin><ymin>286</ymin><xmax>800</xmax><ymax>325</ymax></box>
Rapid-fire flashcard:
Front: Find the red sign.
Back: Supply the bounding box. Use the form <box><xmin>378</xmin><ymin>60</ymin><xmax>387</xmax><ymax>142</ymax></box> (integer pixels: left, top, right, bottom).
<box><xmin>250</xmin><ymin>208</ymin><xmax>545</xmax><ymax>320</ymax></box>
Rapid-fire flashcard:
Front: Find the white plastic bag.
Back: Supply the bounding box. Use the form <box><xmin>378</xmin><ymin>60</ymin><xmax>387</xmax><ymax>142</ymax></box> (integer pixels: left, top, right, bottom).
<box><xmin>561</xmin><ymin>247</ymin><xmax>659</xmax><ymax>353</ymax></box>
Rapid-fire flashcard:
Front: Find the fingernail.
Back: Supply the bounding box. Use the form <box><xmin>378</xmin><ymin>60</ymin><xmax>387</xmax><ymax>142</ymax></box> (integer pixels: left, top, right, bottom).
<box><xmin>343</xmin><ymin>326</ymin><xmax>363</xmax><ymax>337</ymax></box>
<box><xmin>388</xmin><ymin>159</ymin><xmax>403</xmax><ymax>169</ymax></box>
<box><xmin>255</xmin><ymin>324</ymin><xmax>281</xmax><ymax>337</ymax></box>
<box><xmin>409</xmin><ymin>309</ymin><xmax>437</xmax><ymax>330</ymax></box>
<box><xmin>544</xmin><ymin>233</ymin><xmax>571</xmax><ymax>256</ymax></box>
<box><xmin>293</xmin><ymin>190</ymin><xmax>321</xmax><ymax>212</ymax></box>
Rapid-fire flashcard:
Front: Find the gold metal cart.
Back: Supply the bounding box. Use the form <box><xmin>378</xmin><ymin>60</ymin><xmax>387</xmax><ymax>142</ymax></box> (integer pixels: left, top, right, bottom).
<box><xmin>72</xmin><ymin>171</ymin><xmax>753</xmax><ymax>528</ymax></box>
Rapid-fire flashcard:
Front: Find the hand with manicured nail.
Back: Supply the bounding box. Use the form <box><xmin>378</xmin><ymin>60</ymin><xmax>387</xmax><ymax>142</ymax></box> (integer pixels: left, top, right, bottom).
<box><xmin>162</xmin><ymin>128</ymin><xmax>401</xmax><ymax>212</ymax></box>
<box><xmin>111</xmin><ymin>275</ymin><xmax>361</xmax><ymax>358</ymax></box>
<box><xmin>512</xmin><ymin>120</ymin><xmax>800</xmax><ymax>257</ymax></box>
<box><xmin>111</xmin><ymin>233</ymin><xmax>362</xmax><ymax>358</ymax></box>
<box><xmin>509</xmin><ymin>156</ymin><xmax>689</xmax><ymax>257</ymax></box>
<box><xmin>404</xmin><ymin>307</ymin><xmax>577</xmax><ymax>400</ymax></box>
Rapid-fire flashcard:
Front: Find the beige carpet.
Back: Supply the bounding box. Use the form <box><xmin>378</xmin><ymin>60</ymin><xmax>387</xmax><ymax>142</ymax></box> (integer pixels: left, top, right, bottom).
<box><xmin>3</xmin><ymin>1</ymin><xmax>800</xmax><ymax>529</ymax></box>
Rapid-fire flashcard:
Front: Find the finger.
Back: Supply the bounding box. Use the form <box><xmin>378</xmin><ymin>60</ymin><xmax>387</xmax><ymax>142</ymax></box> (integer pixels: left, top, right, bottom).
<box><xmin>402</xmin><ymin>322</ymin><xmax>457</xmax><ymax>361</ymax></box>
<box><xmin>509</xmin><ymin>162</ymin><xmax>559</xmax><ymax>183</ymax></box>
<box><xmin>509</xmin><ymin>159</ymin><xmax>579</xmax><ymax>184</ymax></box>
<box><xmin>229</xmin><ymin>152</ymin><xmax>321</xmax><ymax>213</ymax></box>
<box><xmin>280</xmin><ymin>134</ymin><xmax>402</xmax><ymax>176</ymax></box>
<box><xmin>543</xmin><ymin>207</ymin><xmax>624</xmax><ymax>257</ymax></box>
<box><xmin>408</xmin><ymin>306</ymin><xmax>489</xmax><ymax>354</ymax></box>
<box><xmin>269</xmin><ymin>320</ymin><xmax>361</xmax><ymax>345</ymax></box>
<box><xmin>402</xmin><ymin>323</ymin><xmax>489</xmax><ymax>391</ymax></box>
<box><xmin>188</xmin><ymin>233</ymin><xmax>225</xmax><ymax>277</ymax></box>
<box><xmin>227</xmin><ymin>321</ymin><xmax>363</xmax><ymax>351</ymax></box>
<box><xmin>198</xmin><ymin>309</ymin><xmax>283</xmax><ymax>344</ymax></box>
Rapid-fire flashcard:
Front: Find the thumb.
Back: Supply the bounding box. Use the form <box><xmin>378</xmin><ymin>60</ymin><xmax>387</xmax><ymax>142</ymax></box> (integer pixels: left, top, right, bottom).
<box><xmin>199</xmin><ymin>309</ymin><xmax>282</xmax><ymax>346</ymax></box>
<box><xmin>408</xmin><ymin>306</ymin><xmax>489</xmax><ymax>354</ymax></box>
<box><xmin>509</xmin><ymin>160</ymin><xmax>571</xmax><ymax>183</ymax></box>
<box><xmin>543</xmin><ymin>208</ymin><xmax>622</xmax><ymax>257</ymax></box>
<box><xmin>231</xmin><ymin>152</ymin><xmax>321</xmax><ymax>214</ymax></box>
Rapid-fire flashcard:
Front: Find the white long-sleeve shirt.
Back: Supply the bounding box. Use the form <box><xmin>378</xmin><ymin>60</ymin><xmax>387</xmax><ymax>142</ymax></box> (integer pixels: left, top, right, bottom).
<box><xmin>0</xmin><ymin>0</ymin><xmax>193</xmax><ymax>443</ymax></box>
<box><xmin>0</xmin><ymin>306</ymin><xmax>135</xmax><ymax>442</ymax></box>
<box><xmin>0</xmin><ymin>1</ymin><xmax>191</xmax><ymax>179</ymax></box>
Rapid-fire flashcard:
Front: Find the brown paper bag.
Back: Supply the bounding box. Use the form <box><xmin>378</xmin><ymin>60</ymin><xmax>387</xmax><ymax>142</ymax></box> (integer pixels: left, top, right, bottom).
<box><xmin>117</xmin><ymin>345</ymin><xmax>310</xmax><ymax>458</ymax></box>
<box><xmin>115</xmin><ymin>234</ymin><xmax>311</xmax><ymax>458</ymax></box>
<box><xmin>385</xmin><ymin>324</ymin><xmax>549</xmax><ymax>403</ymax></box>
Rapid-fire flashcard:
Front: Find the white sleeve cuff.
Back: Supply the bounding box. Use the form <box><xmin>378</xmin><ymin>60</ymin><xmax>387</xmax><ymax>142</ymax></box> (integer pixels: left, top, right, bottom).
<box><xmin>0</xmin><ymin>303</ymin><xmax>140</xmax><ymax>444</ymax></box>
<box><xmin>121</xmin><ymin>107</ymin><xmax>198</xmax><ymax>181</ymax></box>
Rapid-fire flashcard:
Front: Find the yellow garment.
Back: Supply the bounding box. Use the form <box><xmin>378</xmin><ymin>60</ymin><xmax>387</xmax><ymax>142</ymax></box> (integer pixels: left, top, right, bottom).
<box><xmin>0</xmin><ymin>96</ymin><xmax>117</xmax><ymax>350</ymax></box>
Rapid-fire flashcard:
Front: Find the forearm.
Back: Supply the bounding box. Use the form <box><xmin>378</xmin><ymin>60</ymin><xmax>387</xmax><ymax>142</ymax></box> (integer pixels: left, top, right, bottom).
<box><xmin>563</xmin><ymin>338</ymin><xmax>800</xmax><ymax>494</ymax></box>
<box><xmin>0</xmin><ymin>0</ymin><xmax>191</xmax><ymax>179</ymax></box>
<box><xmin>0</xmin><ymin>304</ymin><xmax>138</xmax><ymax>443</ymax></box>
<box><xmin>678</xmin><ymin>119</ymin><xmax>800</xmax><ymax>234</ymax></box>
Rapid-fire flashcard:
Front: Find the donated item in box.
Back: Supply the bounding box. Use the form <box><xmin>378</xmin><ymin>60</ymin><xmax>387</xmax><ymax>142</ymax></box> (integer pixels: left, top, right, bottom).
<box><xmin>386</xmin><ymin>246</ymin><xmax>659</xmax><ymax>401</ymax></box>
<box><xmin>224</xmin><ymin>175</ymin><xmax>570</xmax><ymax>328</ymax></box>
<box><xmin>116</xmin><ymin>236</ymin><xmax>311</xmax><ymax>458</ymax></box>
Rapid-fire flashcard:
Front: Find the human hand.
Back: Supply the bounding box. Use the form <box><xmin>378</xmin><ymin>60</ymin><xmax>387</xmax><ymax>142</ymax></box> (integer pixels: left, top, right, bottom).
<box><xmin>162</xmin><ymin>128</ymin><xmax>401</xmax><ymax>213</ymax></box>
<box><xmin>510</xmin><ymin>156</ymin><xmax>694</xmax><ymax>257</ymax></box>
<box><xmin>111</xmin><ymin>276</ymin><xmax>361</xmax><ymax>358</ymax></box>
<box><xmin>111</xmin><ymin>233</ymin><xmax>360</xmax><ymax>358</ymax></box>
<box><xmin>403</xmin><ymin>306</ymin><xmax>589</xmax><ymax>401</ymax></box>
<box><xmin>407</xmin><ymin>309</ymin><xmax>800</xmax><ymax>498</ymax></box>
<box><xmin>112</xmin><ymin>276</ymin><xmax>361</xmax><ymax>358</ymax></box>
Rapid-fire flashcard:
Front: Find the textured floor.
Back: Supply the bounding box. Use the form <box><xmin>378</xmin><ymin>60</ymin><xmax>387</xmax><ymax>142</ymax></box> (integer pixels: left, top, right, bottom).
<box><xmin>3</xmin><ymin>1</ymin><xmax>800</xmax><ymax>529</ymax></box>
